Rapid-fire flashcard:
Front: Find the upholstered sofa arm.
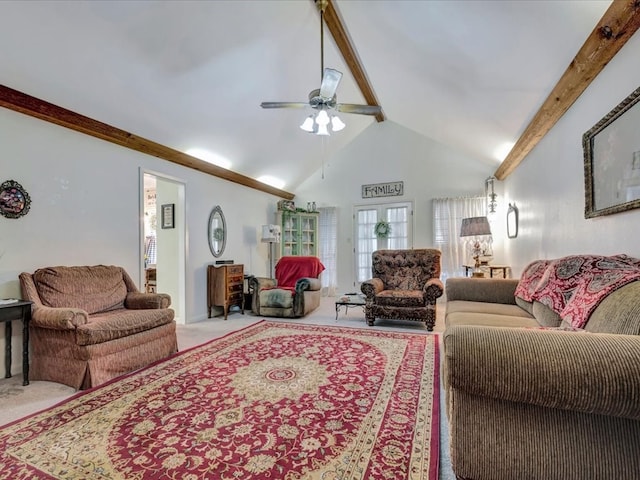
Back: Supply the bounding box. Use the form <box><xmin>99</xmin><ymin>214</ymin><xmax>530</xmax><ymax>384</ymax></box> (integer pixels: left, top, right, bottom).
<box><xmin>251</xmin><ymin>277</ymin><xmax>276</xmax><ymax>291</ymax></box>
<box><xmin>250</xmin><ymin>277</ymin><xmax>275</xmax><ymax>315</ymax></box>
<box><xmin>295</xmin><ymin>277</ymin><xmax>321</xmax><ymax>292</ymax></box>
<box><xmin>31</xmin><ymin>306</ymin><xmax>89</xmax><ymax>330</ymax></box>
<box><xmin>125</xmin><ymin>292</ymin><xmax>171</xmax><ymax>309</ymax></box>
<box><xmin>361</xmin><ymin>278</ymin><xmax>384</xmax><ymax>298</ymax></box>
<box><xmin>445</xmin><ymin>278</ymin><xmax>519</xmax><ymax>304</ymax></box>
<box><xmin>424</xmin><ymin>278</ymin><xmax>444</xmax><ymax>301</ymax></box>
<box><xmin>444</xmin><ymin>325</ymin><xmax>640</xmax><ymax>421</ymax></box>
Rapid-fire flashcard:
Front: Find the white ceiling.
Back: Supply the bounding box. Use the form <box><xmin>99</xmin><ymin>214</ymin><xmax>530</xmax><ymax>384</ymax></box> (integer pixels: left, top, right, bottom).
<box><xmin>0</xmin><ymin>0</ymin><xmax>611</xmax><ymax>191</ymax></box>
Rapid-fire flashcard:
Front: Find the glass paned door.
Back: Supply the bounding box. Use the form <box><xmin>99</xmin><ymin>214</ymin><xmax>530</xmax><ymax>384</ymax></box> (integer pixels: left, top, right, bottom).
<box><xmin>353</xmin><ymin>202</ymin><xmax>413</xmax><ymax>285</ymax></box>
<box><xmin>355</xmin><ymin>209</ymin><xmax>378</xmax><ymax>283</ymax></box>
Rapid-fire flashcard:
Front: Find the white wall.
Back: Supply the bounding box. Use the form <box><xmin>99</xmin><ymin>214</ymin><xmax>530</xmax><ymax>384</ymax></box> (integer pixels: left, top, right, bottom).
<box><xmin>155</xmin><ymin>176</ymin><xmax>184</xmax><ymax>323</ymax></box>
<box><xmin>0</xmin><ymin>108</ymin><xmax>277</xmax><ymax>374</ymax></box>
<box><xmin>295</xmin><ymin>120</ymin><xmax>498</xmax><ymax>292</ymax></box>
<box><xmin>502</xmin><ymin>31</ymin><xmax>640</xmax><ymax>276</ymax></box>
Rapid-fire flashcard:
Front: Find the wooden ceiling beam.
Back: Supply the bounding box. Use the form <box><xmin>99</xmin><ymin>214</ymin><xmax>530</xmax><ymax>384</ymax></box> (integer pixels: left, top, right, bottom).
<box><xmin>319</xmin><ymin>0</ymin><xmax>385</xmax><ymax>122</ymax></box>
<box><xmin>0</xmin><ymin>85</ymin><xmax>295</xmax><ymax>200</ymax></box>
<box><xmin>495</xmin><ymin>0</ymin><xmax>640</xmax><ymax>180</ymax></box>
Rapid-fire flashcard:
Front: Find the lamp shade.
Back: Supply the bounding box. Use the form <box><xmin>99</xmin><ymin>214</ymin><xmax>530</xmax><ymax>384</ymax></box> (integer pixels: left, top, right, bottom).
<box><xmin>299</xmin><ymin>116</ymin><xmax>315</xmax><ymax>132</ymax></box>
<box><xmin>299</xmin><ymin>110</ymin><xmax>346</xmax><ymax>136</ymax></box>
<box><xmin>460</xmin><ymin>216</ymin><xmax>491</xmax><ymax>237</ymax></box>
<box><xmin>261</xmin><ymin>224</ymin><xmax>281</xmax><ymax>243</ymax></box>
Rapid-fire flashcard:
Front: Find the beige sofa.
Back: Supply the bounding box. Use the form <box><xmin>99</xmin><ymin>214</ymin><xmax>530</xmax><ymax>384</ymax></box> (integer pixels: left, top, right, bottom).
<box><xmin>20</xmin><ymin>265</ymin><xmax>177</xmax><ymax>390</ymax></box>
<box><xmin>443</xmin><ymin>255</ymin><xmax>640</xmax><ymax>479</ymax></box>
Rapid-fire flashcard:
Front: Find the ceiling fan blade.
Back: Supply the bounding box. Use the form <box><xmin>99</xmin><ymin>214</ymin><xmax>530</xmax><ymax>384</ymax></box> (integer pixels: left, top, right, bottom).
<box><xmin>336</xmin><ymin>103</ymin><xmax>382</xmax><ymax>115</ymax></box>
<box><xmin>319</xmin><ymin>68</ymin><xmax>342</xmax><ymax>100</ymax></box>
<box><xmin>260</xmin><ymin>102</ymin><xmax>307</xmax><ymax>109</ymax></box>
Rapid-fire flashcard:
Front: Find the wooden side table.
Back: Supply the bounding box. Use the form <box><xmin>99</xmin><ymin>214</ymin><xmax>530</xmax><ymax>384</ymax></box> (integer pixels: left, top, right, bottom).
<box><xmin>463</xmin><ymin>265</ymin><xmax>510</xmax><ymax>278</ymax></box>
<box><xmin>0</xmin><ymin>300</ymin><xmax>32</xmax><ymax>385</ymax></box>
<box><xmin>207</xmin><ymin>264</ymin><xmax>245</xmax><ymax>319</ymax></box>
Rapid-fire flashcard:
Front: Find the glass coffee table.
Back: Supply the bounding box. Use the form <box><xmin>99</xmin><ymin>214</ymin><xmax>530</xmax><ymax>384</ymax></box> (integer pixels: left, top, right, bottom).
<box><xmin>335</xmin><ymin>293</ymin><xmax>366</xmax><ymax>320</ymax></box>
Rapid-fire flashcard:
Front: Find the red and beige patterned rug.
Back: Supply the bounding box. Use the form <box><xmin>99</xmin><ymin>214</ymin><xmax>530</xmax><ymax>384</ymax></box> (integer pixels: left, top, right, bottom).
<box><xmin>0</xmin><ymin>321</ymin><xmax>440</xmax><ymax>479</ymax></box>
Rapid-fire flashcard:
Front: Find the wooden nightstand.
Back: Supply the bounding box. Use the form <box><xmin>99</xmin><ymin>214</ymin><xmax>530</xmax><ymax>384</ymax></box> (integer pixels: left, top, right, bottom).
<box><xmin>207</xmin><ymin>264</ymin><xmax>245</xmax><ymax>319</ymax></box>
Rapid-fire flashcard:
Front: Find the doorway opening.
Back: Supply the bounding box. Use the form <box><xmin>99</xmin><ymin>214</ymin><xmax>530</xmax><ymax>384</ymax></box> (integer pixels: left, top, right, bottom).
<box><xmin>141</xmin><ymin>170</ymin><xmax>186</xmax><ymax>324</ymax></box>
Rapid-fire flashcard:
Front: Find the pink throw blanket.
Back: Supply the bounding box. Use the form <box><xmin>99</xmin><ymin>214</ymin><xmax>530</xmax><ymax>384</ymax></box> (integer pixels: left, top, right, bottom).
<box><xmin>515</xmin><ymin>255</ymin><xmax>640</xmax><ymax>328</ymax></box>
<box><xmin>514</xmin><ymin>260</ymin><xmax>550</xmax><ymax>302</ymax></box>
<box><xmin>275</xmin><ymin>256</ymin><xmax>325</xmax><ymax>289</ymax></box>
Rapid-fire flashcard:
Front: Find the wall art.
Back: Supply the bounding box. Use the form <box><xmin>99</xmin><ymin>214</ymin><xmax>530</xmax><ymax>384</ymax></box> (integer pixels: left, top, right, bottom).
<box><xmin>583</xmin><ymin>86</ymin><xmax>640</xmax><ymax>218</ymax></box>
<box><xmin>0</xmin><ymin>180</ymin><xmax>31</xmax><ymax>219</ymax></box>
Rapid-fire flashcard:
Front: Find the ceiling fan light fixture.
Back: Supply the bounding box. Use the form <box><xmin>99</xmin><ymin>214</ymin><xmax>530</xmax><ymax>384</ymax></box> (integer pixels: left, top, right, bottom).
<box><xmin>331</xmin><ymin>115</ymin><xmax>345</xmax><ymax>132</ymax></box>
<box><xmin>300</xmin><ymin>115</ymin><xmax>315</xmax><ymax>132</ymax></box>
<box><xmin>260</xmin><ymin>0</ymin><xmax>382</xmax><ymax>133</ymax></box>
<box><xmin>299</xmin><ymin>109</ymin><xmax>346</xmax><ymax>136</ymax></box>
<box><xmin>315</xmin><ymin>109</ymin><xmax>330</xmax><ymax>126</ymax></box>
<box><xmin>316</xmin><ymin>123</ymin><xmax>330</xmax><ymax>136</ymax></box>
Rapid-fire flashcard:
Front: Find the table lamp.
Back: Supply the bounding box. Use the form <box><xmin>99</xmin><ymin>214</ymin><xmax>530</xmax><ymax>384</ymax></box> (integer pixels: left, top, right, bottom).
<box><xmin>460</xmin><ymin>216</ymin><xmax>492</xmax><ymax>277</ymax></box>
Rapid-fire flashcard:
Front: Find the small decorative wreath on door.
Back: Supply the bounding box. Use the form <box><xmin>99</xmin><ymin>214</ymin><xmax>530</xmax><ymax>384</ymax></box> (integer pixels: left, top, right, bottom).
<box><xmin>374</xmin><ymin>220</ymin><xmax>391</xmax><ymax>238</ymax></box>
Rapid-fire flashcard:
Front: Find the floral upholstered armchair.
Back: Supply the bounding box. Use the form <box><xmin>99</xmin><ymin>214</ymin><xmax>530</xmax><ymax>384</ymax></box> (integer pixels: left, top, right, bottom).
<box><xmin>360</xmin><ymin>249</ymin><xmax>444</xmax><ymax>330</ymax></box>
<box><xmin>250</xmin><ymin>256</ymin><xmax>325</xmax><ymax>318</ymax></box>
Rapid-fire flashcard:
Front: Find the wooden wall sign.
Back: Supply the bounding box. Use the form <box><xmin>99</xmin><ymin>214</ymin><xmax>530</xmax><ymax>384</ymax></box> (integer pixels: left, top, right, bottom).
<box><xmin>361</xmin><ymin>181</ymin><xmax>404</xmax><ymax>199</ymax></box>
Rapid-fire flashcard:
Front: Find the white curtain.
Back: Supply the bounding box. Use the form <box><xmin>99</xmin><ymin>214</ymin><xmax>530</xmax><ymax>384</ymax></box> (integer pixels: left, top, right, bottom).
<box><xmin>318</xmin><ymin>207</ymin><xmax>338</xmax><ymax>296</ymax></box>
<box><xmin>432</xmin><ymin>197</ymin><xmax>485</xmax><ymax>281</ymax></box>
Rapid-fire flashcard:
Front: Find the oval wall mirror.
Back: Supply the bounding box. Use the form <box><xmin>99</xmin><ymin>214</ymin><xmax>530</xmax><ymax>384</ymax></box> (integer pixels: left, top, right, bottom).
<box><xmin>208</xmin><ymin>205</ymin><xmax>226</xmax><ymax>257</ymax></box>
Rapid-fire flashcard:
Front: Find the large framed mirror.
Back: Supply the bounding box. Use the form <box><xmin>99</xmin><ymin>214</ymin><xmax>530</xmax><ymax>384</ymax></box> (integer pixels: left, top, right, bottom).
<box><xmin>208</xmin><ymin>205</ymin><xmax>226</xmax><ymax>257</ymax></box>
<box><xmin>583</xmin><ymin>86</ymin><xmax>640</xmax><ymax>218</ymax></box>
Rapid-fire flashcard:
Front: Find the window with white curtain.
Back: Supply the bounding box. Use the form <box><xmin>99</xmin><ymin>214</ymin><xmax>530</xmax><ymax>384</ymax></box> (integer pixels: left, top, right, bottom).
<box><xmin>354</xmin><ymin>202</ymin><xmax>413</xmax><ymax>284</ymax></box>
<box><xmin>432</xmin><ymin>197</ymin><xmax>485</xmax><ymax>281</ymax></box>
<box><xmin>318</xmin><ymin>207</ymin><xmax>338</xmax><ymax>296</ymax></box>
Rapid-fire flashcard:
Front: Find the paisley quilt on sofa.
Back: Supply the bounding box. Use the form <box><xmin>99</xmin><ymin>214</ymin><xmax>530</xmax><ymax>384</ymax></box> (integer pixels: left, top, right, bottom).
<box><xmin>515</xmin><ymin>255</ymin><xmax>640</xmax><ymax>328</ymax></box>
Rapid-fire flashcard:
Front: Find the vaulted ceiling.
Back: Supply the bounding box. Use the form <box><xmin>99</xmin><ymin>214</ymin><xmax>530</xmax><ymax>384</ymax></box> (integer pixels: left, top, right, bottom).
<box><xmin>0</xmin><ymin>0</ymin><xmax>627</xmax><ymax>196</ymax></box>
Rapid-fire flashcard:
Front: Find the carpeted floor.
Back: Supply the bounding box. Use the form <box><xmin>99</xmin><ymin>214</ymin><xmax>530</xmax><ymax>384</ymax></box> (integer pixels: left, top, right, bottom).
<box><xmin>0</xmin><ymin>296</ymin><xmax>456</xmax><ymax>479</ymax></box>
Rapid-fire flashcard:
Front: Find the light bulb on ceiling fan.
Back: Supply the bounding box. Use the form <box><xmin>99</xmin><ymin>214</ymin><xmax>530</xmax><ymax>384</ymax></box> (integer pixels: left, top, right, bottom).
<box><xmin>331</xmin><ymin>115</ymin><xmax>345</xmax><ymax>131</ymax></box>
<box><xmin>315</xmin><ymin>109</ymin><xmax>330</xmax><ymax>136</ymax></box>
<box><xmin>300</xmin><ymin>115</ymin><xmax>315</xmax><ymax>132</ymax></box>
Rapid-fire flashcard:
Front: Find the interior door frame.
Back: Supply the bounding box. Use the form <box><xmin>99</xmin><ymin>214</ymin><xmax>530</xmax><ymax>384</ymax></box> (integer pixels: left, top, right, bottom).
<box><xmin>139</xmin><ymin>168</ymin><xmax>187</xmax><ymax>324</ymax></box>
<box><xmin>352</xmin><ymin>200</ymin><xmax>414</xmax><ymax>289</ymax></box>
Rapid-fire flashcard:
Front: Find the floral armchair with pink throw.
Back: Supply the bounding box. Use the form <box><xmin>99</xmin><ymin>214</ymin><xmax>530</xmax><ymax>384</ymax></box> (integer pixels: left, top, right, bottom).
<box><xmin>250</xmin><ymin>256</ymin><xmax>325</xmax><ymax>318</ymax></box>
<box><xmin>360</xmin><ymin>249</ymin><xmax>443</xmax><ymax>330</ymax></box>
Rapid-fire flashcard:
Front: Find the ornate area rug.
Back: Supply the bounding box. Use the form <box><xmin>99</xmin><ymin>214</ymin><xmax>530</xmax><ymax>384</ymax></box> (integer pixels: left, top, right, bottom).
<box><xmin>0</xmin><ymin>321</ymin><xmax>440</xmax><ymax>479</ymax></box>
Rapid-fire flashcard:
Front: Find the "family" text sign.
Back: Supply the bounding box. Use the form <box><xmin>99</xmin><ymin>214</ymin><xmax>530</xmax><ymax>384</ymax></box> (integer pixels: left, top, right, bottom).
<box><xmin>361</xmin><ymin>181</ymin><xmax>404</xmax><ymax>198</ymax></box>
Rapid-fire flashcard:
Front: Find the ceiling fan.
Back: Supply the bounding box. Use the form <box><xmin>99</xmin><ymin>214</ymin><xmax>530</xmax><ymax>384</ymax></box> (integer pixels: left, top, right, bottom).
<box><xmin>260</xmin><ymin>0</ymin><xmax>382</xmax><ymax>134</ymax></box>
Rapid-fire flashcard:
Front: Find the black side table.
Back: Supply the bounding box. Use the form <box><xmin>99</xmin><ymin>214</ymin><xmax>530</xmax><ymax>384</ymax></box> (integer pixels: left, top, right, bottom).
<box><xmin>0</xmin><ymin>300</ymin><xmax>32</xmax><ymax>385</ymax></box>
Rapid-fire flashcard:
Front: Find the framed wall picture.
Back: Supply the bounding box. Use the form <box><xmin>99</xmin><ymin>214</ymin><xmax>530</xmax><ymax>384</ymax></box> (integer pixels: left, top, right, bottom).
<box><xmin>0</xmin><ymin>179</ymin><xmax>31</xmax><ymax>219</ymax></box>
<box><xmin>161</xmin><ymin>203</ymin><xmax>175</xmax><ymax>229</ymax></box>
<box><xmin>583</xmin><ymin>86</ymin><xmax>640</xmax><ymax>218</ymax></box>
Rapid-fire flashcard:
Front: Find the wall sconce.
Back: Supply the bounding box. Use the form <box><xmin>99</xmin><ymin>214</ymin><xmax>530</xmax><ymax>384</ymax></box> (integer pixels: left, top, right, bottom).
<box><xmin>507</xmin><ymin>203</ymin><xmax>519</xmax><ymax>239</ymax></box>
<box><xmin>485</xmin><ymin>176</ymin><xmax>497</xmax><ymax>214</ymax></box>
